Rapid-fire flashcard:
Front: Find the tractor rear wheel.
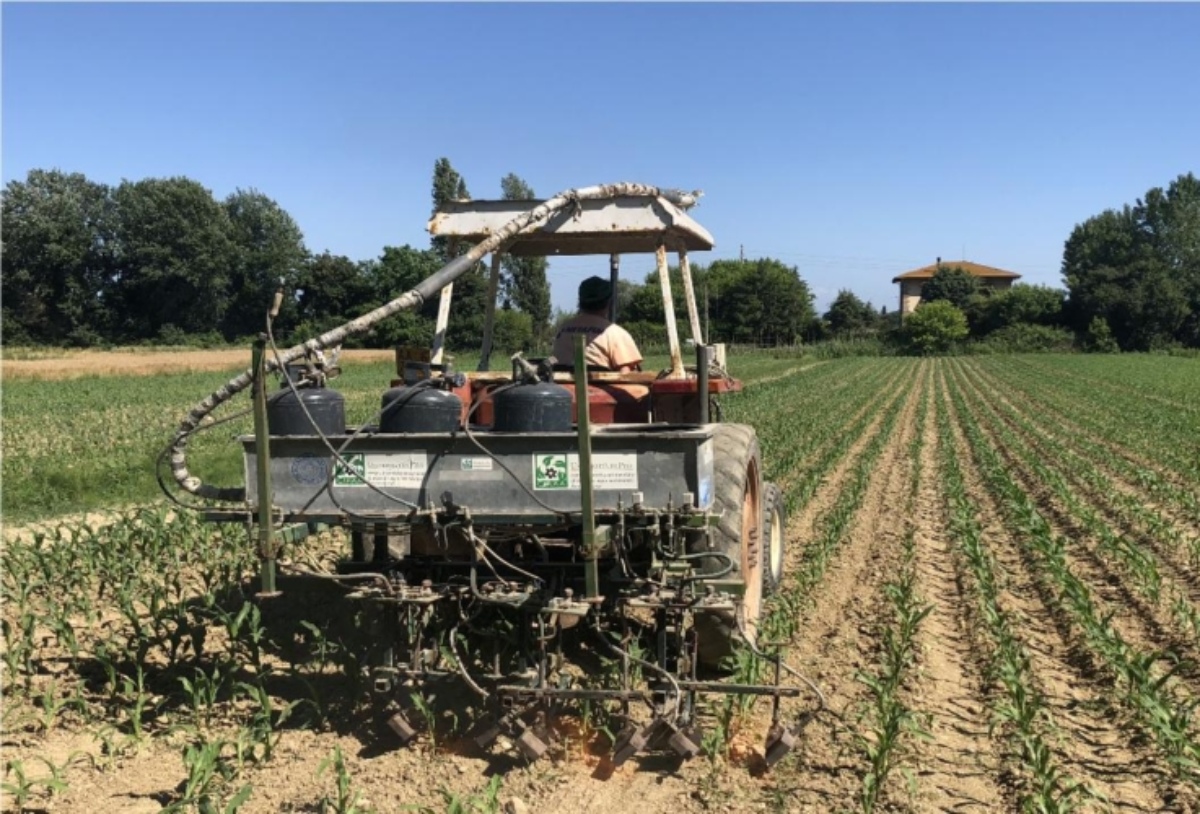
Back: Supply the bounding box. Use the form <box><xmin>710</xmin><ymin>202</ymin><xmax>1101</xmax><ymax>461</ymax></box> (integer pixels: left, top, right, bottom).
<box><xmin>693</xmin><ymin>423</ymin><xmax>764</xmax><ymax>668</ymax></box>
<box><xmin>763</xmin><ymin>481</ymin><xmax>786</xmax><ymax>595</ymax></box>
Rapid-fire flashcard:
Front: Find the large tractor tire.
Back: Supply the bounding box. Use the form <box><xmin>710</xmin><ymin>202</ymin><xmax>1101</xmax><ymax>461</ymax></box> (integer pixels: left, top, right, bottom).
<box><xmin>693</xmin><ymin>424</ymin><xmax>764</xmax><ymax>669</ymax></box>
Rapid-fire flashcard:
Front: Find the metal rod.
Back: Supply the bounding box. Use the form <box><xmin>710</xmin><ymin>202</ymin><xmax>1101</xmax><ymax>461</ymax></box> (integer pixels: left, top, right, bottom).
<box><xmin>495</xmin><ymin>682</ymin><xmax>803</xmax><ymax>700</ymax></box>
<box><xmin>609</xmin><ymin>253</ymin><xmax>620</xmax><ymax>323</ymax></box>
<box><xmin>697</xmin><ymin>344</ymin><xmax>709</xmax><ymax>425</ymax></box>
<box><xmin>252</xmin><ymin>338</ymin><xmax>279</xmax><ymax>597</ymax></box>
<box><xmin>678</xmin><ymin>250</ymin><xmax>704</xmax><ymax>347</ymax></box>
<box><xmin>478</xmin><ymin>253</ymin><xmax>502</xmax><ymax>371</ymax></box>
<box><xmin>575</xmin><ymin>334</ymin><xmax>599</xmax><ymax>599</ymax></box>
<box><xmin>657</xmin><ymin>243</ymin><xmax>685</xmax><ymax>379</ymax></box>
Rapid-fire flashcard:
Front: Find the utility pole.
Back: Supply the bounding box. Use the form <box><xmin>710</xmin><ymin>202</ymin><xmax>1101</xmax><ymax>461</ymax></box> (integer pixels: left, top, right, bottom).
<box><xmin>739</xmin><ymin>244</ymin><xmax>744</xmax><ymax>262</ymax></box>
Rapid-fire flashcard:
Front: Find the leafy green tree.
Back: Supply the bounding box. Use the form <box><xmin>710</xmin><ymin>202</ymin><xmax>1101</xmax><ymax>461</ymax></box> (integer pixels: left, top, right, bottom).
<box><xmin>625</xmin><ymin>258</ymin><xmax>815</xmax><ymax>345</ymax></box>
<box><xmin>221</xmin><ymin>188</ymin><xmax>307</xmax><ymax>339</ymax></box>
<box><xmin>613</xmin><ymin>279</ymin><xmax>640</xmax><ymax>319</ymax></box>
<box><xmin>1</xmin><ymin>169</ymin><xmax>116</xmax><ymax>345</ymax></box>
<box><xmin>921</xmin><ymin>265</ymin><xmax>981</xmax><ymax>310</ymax></box>
<box><xmin>363</xmin><ymin>245</ymin><xmax>441</xmax><ymax>346</ymax></box>
<box><xmin>499</xmin><ymin>174</ymin><xmax>551</xmax><ymax>339</ymax></box>
<box><xmin>295</xmin><ymin>251</ymin><xmax>373</xmax><ymax>331</ymax></box>
<box><xmin>1063</xmin><ymin>172</ymin><xmax>1200</xmax><ymax>349</ymax></box>
<box><xmin>427</xmin><ymin>159</ymin><xmax>489</xmax><ymax>350</ymax></box>
<box><xmin>1084</xmin><ymin>315</ymin><xmax>1119</xmax><ymax>353</ymax></box>
<box><xmin>372</xmin><ymin>245</ymin><xmax>443</xmax><ymax>298</ymax></box>
<box><xmin>708</xmin><ymin>258</ymin><xmax>816</xmax><ymax>345</ymax></box>
<box><xmin>623</xmin><ymin>276</ymin><xmax>668</xmax><ymax>324</ymax></box>
<box><xmin>966</xmin><ymin>283</ymin><xmax>1065</xmax><ymax>336</ymax></box>
<box><xmin>109</xmin><ymin>177</ymin><xmax>237</xmax><ymax>341</ymax></box>
<box><xmin>824</xmin><ymin>289</ymin><xmax>878</xmax><ymax>336</ymax></box>
<box><xmin>491</xmin><ymin>309</ymin><xmax>534</xmax><ymax>353</ymax></box>
<box><xmin>430</xmin><ymin>157</ymin><xmax>470</xmax><ymax>263</ymax></box>
<box><xmin>904</xmin><ymin>300</ymin><xmax>968</xmax><ymax>354</ymax></box>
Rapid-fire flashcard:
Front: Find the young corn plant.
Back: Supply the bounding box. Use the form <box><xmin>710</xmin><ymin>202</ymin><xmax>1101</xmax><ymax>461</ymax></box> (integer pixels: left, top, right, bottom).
<box><xmin>317</xmin><ymin>746</ymin><xmax>366</xmax><ymax>814</ymax></box>
<box><xmin>430</xmin><ymin>775</ymin><xmax>504</xmax><ymax>814</ymax></box>
<box><xmin>163</xmin><ymin>737</ymin><xmax>251</xmax><ymax>814</ymax></box>
<box><xmin>179</xmin><ymin>664</ymin><xmax>231</xmax><ymax>730</ymax></box>
<box><xmin>1</xmin><ymin>755</ymin><xmax>75</xmax><ymax>809</ymax></box>
<box><xmin>118</xmin><ymin>662</ymin><xmax>161</xmax><ymax>743</ymax></box>
<box><xmin>235</xmin><ymin>679</ymin><xmax>298</xmax><ymax>764</ymax></box>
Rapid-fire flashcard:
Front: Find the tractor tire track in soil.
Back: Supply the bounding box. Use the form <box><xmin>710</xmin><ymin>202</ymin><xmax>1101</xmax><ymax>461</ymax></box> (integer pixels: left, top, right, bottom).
<box><xmin>943</xmin><ymin>365</ymin><xmax>1181</xmax><ymax>812</ymax></box>
<box><xmin>744</xmin><ymin>360</ymin><xmax>829</xmax><ymax>387</ymax></box>
<box><xmin>901</xmin><ymin>378</ymin><xmax>1006</xmax><ymax>812</ymax></box>
<box><xmin>763</xmin><ymin>363</ymin><xmax>924</xmax><ymax>810</ymax></box>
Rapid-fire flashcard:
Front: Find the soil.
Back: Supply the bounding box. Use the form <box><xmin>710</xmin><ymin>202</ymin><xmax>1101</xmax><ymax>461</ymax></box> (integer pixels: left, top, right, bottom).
<box><xmin>0</xmin><ymin>348</ymin><xmax>396</xmax><ymax>381</ymax></box>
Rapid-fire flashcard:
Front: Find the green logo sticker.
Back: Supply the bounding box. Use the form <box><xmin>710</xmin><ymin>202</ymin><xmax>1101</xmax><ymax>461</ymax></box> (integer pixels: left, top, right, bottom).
<box><xmin>534</xmin><ymin>453</ymin><xmax>569</xmax><ymax>489</ymax></box>
<box><xmin>334</xmin><ymin>453</ymin><xmax>366</xmax><ymax>486</ymax></box>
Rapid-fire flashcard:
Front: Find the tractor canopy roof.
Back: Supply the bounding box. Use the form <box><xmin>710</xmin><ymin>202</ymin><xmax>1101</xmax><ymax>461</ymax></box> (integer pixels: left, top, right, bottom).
<box><xmin>427</xmin><ymin>193</ymin><xmax>714</xmax><ymax>257</ymax></box>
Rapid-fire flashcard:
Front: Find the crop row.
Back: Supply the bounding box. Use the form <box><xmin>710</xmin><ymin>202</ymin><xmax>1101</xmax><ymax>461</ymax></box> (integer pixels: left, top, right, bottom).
<box><xmin>945</xmin><ymin>366</ymin><xmax>1200</xmax><ymax>787</ymax></box>
<box><xmin>934</xmin><ymin>370</ymin><xmax>1087</xmax><ymax>810</ymax></box>
<box><xmin>851</xmin><ymin>364</ymin><xmax>933</xmax><ymax>812</ymax></box>
<box><xmin>739</xmin><ymin>360</ymin><xmax>907</xmax><ymax>515</ymax></box>
<box><xmin>1015</xmin><ymin>355</ymin><xmax>1200</xmax><ymax>415</ymax></box>
<box><xmin>980</xmin><ymin>357</ymin><xmax>1200</xmax><ymax>483</ymax></box>
<box><xmin>713</xmin><ymin>361</ymin><xmax>913</xmax><ymax>728</ymax></box>
<box><xmin>954</xmin><ymin>361</ymin><xmax>1200</xmax><ymax>643</ymax></box>
<box><xmin>964</xmin><ymin>360</ymin><xmax>1200</xmax><ymax>545</ymax></box>
<box><xmin>761</xmin><ymin>368</ymin><xmax>915</xmax><ymax>639</ymax></box>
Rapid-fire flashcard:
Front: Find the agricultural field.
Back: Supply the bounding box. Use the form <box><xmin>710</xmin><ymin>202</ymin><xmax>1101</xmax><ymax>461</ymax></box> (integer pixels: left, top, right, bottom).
<box><xmin>2</xmin><ymin>351</ymin><xmax>1199</xmax><ymax>813</ymax></box>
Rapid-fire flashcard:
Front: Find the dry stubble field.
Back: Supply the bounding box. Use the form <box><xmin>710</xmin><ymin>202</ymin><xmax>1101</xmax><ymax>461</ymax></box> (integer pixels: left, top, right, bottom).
<box><xmin>2</xmin><ymin>350</ymin><xmax>1199</xmax><ymax>813</ymax></box>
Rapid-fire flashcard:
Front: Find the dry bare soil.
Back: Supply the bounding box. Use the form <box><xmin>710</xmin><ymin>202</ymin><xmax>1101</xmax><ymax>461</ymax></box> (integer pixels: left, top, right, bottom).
<box><xmin>1</xmin><ymin>348</ymin><xmax>397</xmax><ymax>381</ymax></box>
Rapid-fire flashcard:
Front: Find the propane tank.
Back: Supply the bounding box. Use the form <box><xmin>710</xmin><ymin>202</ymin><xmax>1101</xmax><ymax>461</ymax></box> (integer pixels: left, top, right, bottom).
<box><xmin>493</xmin><ymin>381</ymin><xmax>572</xmax><ymax>432</ymax></box>
<box><xmin>380</xmin><ymin>384</ymin><xmax>462</xmax><ymax>433</ymax></box>
<box><xmin>268</xmin><ymin>366</ymin><xmax>345</xmax><ymax>436</ymax></box>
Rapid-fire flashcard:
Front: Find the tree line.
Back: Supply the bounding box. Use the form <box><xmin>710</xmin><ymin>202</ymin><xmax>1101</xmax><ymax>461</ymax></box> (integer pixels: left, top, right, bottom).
<box><xmin>6</xmin><ymin>163</ymin><xmax>1192</xmax><ymax>354</ymax></box>
<box><xmin>0</xmin><ymin>160</ymin><xmax>550</xmax><ymax>350</ymax></box>
<box><xmin>1</xmin><ymin>160</ymin><xmax>817</xmax><ymax>351</ymax></box>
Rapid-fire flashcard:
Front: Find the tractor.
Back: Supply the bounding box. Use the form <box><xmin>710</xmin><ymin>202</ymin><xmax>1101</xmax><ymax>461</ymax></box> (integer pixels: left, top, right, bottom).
<box><xmin>166</xmin><ymin>183</ymin><xmax>819</xmax><ymax>766</ymax></box>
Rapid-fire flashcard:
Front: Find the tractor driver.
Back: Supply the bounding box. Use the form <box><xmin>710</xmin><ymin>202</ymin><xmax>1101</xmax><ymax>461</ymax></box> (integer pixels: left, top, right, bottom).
<box><xmin>552</xmin><ymin>276</ymin><xmax>643</xmax><ymax>373</ymax></box>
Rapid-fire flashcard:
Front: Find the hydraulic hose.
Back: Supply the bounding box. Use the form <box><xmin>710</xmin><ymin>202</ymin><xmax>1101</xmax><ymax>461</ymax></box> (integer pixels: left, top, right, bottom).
<box><xmin>167</xmin><ymin>183</ymin><xmax>701</xmax><ymax>502</ymax></box>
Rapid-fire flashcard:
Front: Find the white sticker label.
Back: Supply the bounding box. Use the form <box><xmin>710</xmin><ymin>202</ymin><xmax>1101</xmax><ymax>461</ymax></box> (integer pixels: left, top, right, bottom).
<box><xmin>460</xmin><ymin>456</ymin><xmax>494</xmax><ymax>471</ymax></box>
<box><xmin>334</xmin><ymin>452</ymin><xmax>427</xmax><ymax>488</ymax></box>
<box><xmin>533</xmin><ymin>453</ymin><xmax>638</xmax><ymax>490</ymax></box>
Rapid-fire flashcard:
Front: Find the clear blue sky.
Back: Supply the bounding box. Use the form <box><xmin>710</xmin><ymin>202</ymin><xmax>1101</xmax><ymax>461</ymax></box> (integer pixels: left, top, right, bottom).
<box><xmin>4</xmin><ymin>2</ymin><xmax>1198</xmax><ymax>315</ymax></box>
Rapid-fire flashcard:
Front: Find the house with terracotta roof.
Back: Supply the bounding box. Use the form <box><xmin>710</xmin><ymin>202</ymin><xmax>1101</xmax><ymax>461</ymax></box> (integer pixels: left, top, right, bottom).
<box><xmin>892</xmin><ymin>258</ymin><xmax>1021</xmax><ymax>316</ymax></box>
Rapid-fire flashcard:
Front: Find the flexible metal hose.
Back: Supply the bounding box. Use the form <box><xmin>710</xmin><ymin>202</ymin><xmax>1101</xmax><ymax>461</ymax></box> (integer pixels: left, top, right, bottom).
<box><xmin>167</xmin><ymin>183</ymin><xmax>701</xmax><ymax>502</ymax></box>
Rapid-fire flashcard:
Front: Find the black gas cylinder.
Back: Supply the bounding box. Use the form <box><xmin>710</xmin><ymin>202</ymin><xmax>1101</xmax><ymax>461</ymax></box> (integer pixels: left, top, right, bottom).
<box><xmin>268</xmin><ymin>381</ymin><xmax>345</xmax><ymax>436</ymax></box>
<box><xmin>380</xmin><ymin>386</ymin><xmax>462</xmax><ymax>433</ymax></box>
<box><xmin>493</xmin><ymin>381</ymin><xmax>572</xmax><ymax>432</ymax></box>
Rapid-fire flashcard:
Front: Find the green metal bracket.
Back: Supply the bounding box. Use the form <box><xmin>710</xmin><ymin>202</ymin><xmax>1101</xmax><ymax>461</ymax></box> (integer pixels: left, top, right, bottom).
<box><xmin>574</xmin><ymin>335</ymin><xmax>600</xmax><ymax>600</ymax></box>
<box><xmin>252</xmin><ymin>338</ymin><xmax>281</xmax><ymax>598</ymax></box>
